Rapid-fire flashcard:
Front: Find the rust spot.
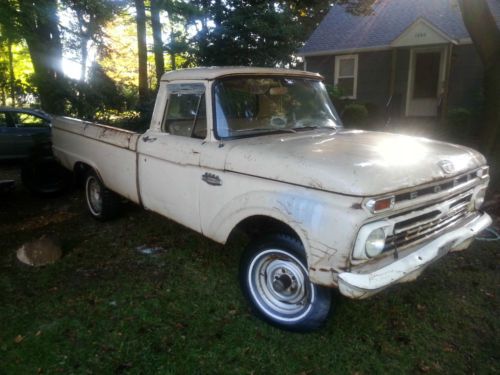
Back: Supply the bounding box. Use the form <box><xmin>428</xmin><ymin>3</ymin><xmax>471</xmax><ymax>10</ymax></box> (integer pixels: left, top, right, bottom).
<box><xmin>351</xmin><ymin>203</ymin><xmax>362</xmax><ymax>209</ymax></box>
<box><xmin>309</xmin><ymin>267</ymin><xmax>316</xmax><ymax>271</ymax></box>
<box><xmin>317</xmin><ymin>267</ymin><xmax>335</xmax><ymax>273</ymax></box>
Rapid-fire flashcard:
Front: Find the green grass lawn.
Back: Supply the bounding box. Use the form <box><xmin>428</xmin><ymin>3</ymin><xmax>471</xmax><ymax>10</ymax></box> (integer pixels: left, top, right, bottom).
<box><xmin>1</xmin><ymin>165</ymin><xmax>498</xmax><ymax>374</ymax></box>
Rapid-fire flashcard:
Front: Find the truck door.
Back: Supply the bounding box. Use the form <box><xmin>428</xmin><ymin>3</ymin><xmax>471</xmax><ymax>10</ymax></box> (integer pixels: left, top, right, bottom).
<box><xmin>137</xmin><ymin>83</ymin><xmax>207</xmax><ymax>232</ymax></box>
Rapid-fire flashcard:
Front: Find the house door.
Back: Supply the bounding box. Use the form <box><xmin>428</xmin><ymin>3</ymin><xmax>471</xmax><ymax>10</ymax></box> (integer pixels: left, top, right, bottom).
<box><xmin>406</xmin><ymin>47</ymin><xmax>446</xmax><ymax>117</ymax></box>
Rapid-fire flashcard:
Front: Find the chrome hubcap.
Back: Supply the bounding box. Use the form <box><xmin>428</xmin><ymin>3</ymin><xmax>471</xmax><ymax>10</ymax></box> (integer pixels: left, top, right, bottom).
<box><xmin>87</xmin><ymin>177</ymin><xmax>102</xmax><ymax>214</ymax></box>
<box><xmin>248</xmin><ymin>249</ymin><xmax>313</xmax><ymax>321</ymax></box>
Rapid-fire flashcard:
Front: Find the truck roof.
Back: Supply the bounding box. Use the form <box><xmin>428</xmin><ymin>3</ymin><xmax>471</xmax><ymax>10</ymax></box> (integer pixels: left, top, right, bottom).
<box><xmin>160</xmin><ymin>66</ymin><xmax>323</xmax><ymax>81</ymax></box>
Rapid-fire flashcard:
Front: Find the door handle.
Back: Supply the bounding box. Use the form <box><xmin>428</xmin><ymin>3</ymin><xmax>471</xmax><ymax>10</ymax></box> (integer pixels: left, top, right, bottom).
<box><xmin>202</xmin><ymin>172</ymin><xmax>222</xmax><ymax>186</ymax></box>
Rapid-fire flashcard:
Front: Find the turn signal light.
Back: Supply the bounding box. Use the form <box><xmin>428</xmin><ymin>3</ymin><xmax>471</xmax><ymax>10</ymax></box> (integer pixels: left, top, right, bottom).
<box><xmin>366</xmin><ymin>196</ymin><xmax>395</xmax><ymax>213</ymax></box>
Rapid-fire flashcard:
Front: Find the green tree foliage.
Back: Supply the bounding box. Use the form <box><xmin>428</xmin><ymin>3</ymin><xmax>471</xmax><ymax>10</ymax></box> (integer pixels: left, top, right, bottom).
<box><xmin>68</xmin><ymin>62</ymin><xmax>125</xmax><ymax>120</ymax></box>
<box><xmin>61</xmin><ymin>0</ymin><xmax>122</xmax><ymax>81</ymax></box>
<box><xmin>0</xmin><ymin>40</ymin><xmax>35</xmax><ymax>106</ymax></box>
<box><xmin>0</xmin><ymin>1</ymin><xmax>36</xmax><ymax>107</ymax></box>
<box><xmin>181</xmin><ymin>0</ymin><xmax>333</xmax><ymax>67</ymax></box>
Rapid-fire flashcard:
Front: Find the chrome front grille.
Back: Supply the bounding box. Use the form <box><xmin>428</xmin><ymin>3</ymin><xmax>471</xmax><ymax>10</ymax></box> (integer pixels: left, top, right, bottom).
<box><xmin>394</xmin><ymin>170</ymin><xmax>480</xmax><ymax>203</ymax></box>
<box><xmin>384</xmin><ymin>192</ymin><xmax>474</xmax><ymax>252</ymax></box>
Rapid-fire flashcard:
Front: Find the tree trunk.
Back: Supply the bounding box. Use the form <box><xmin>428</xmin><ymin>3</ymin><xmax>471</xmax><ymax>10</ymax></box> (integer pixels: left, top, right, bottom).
<box><xmin>7</xmin><ymin>39</ymin><xmax>15</xmax><ymax>106</ymax></box>
<box><xmin>150</xmin><ymin>0</ymin><xmax>165</xmax><ymax>87</ymax></box>
<box><xmin>458</xmin><ymin>0</ymin><xmax>500</xmax><ymax>157</ymax></box>
<box><xmin>80</xmin><ymin>39</ymin><xmax>89</xmax><ymax>81</ymax></box>
<box><xmin>135</xmin><ymin>0</ymin><xmax>149</xmax><ymax>108</ymax></box>
<box><xmin>1</xmin><ymin>87</ymin><xmax>6</xmax><ymax>106</ymax></box>
<box><xmin>18</xmin><ymin>0</ymin><xmax>66</xmax><ymax>114</ymax></box>
<box><xmin>170</xmin><ymin>26</ymin><xmax>176</xmax><ymax>71</ymax></box>
<box><xmin>76</xmin><ymin>10</ymin><xmax>89</xmax><ymax>82</ymax></box>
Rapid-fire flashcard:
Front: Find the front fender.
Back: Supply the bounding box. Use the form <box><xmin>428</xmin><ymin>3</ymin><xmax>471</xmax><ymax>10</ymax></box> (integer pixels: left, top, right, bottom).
<box><xmin>205</xmin><ymin>191</ymin><xmax>311</xmax><ymax>249</ymax></box>
<box><xmin>201</xmin><ymin>180</ymin><xmax>366</xmax><ymax>287</ymax></box>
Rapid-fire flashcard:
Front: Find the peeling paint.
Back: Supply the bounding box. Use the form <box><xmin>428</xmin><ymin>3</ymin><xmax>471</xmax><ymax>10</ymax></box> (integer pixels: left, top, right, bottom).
<box><xmin>318</xmin><ymin>268</ymin><xmax>334</xmax><ymax>272</ymax></box>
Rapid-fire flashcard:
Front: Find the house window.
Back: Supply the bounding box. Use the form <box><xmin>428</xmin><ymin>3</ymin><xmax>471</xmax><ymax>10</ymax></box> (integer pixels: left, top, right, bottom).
<box><xmin>334</xmin><ymin>54</ymin><xmax>358</xmax><ymax>99</ymax></box>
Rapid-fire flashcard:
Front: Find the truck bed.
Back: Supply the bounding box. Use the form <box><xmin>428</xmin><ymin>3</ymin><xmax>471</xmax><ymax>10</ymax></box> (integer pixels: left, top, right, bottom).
<box><xmin>52</xmin><ymin>116</ymin><xmax>142</xmax><ymax>203</ymax></box>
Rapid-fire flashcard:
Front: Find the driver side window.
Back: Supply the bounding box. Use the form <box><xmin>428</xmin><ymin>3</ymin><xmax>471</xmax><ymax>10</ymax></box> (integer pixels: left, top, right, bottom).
<box><xmin>163</xmin><ymin>83</ymin><xmax>207</xmax><ymax>139</ymax></box>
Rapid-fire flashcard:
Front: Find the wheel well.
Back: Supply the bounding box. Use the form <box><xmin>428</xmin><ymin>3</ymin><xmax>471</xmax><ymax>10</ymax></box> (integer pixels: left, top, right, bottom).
<box><xmin>229</xmin><ymin>215</ymin><xmax>302</xmax><ymax>244</ymax></box>
<box><xmin>73</xmin><ymin>162</ymin><xmax>93</xmax><ymax>187</ymax></box>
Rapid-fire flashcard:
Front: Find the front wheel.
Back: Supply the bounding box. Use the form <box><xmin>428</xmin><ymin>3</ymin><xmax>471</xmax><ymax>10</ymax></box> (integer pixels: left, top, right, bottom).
<box><xmin>240</xmin><ymin>234</ymin><xmax>332</xmax><ymax>332</ymax></box>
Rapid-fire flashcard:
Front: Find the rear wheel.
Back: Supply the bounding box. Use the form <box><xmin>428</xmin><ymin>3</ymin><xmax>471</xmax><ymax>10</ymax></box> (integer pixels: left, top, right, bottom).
<box><xmin>85</xmin><ymin>171</ymin><xmax>120</xmax><ymax>220</ymax></box>
<box><xmin>240</xmin><ymin>234</ymin><xmax>332</xmax><ymax>332</ymax></box>
<box><xmin>21</xmin><ymin>156</ymin><xmax>72</xmax><ymax>197</ymax></box>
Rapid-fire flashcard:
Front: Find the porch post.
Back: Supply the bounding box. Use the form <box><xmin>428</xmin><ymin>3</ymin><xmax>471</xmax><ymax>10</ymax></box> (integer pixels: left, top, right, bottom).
<box><xmin>387</xmin><ymin>48</ymin><xmax>398</xmax><ymax>123</ymax></box>
<box><xmin>440</xmin><ymin>43</ymin><xmax>454</xmax><ymax>122</ymax></box>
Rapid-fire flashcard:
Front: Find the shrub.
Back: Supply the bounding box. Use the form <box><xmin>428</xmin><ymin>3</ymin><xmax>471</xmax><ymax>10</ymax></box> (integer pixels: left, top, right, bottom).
<box><xmin>341</xmin><ymin>103</ymin><xmax>368</xmax><ymax>127</ymax></box>
<box><xmin>447</xmin><ymin>107</ymin><xmax>472</xmax><ymax>127</ymax></box>
<box><xmin>446</xmin><ymin>107</ymin><xmax>472</xmax><ymax>140</ymax></box>
<box><xmin>325</xmin><ymin>84</ymin><xmax>347</xmax><ymax>111</ymax></box>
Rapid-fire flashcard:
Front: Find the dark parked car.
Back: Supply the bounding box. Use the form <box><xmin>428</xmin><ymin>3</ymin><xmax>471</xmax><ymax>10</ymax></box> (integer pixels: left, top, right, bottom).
<box><xmin>0</xmin><ymin>107</ymin><xmax>51</xmax><ymax>160</ymax></box>
<box><xmin>0</xmin><ymin>107</ymin><xmax>71</xmax><ymax>196</ymax></box>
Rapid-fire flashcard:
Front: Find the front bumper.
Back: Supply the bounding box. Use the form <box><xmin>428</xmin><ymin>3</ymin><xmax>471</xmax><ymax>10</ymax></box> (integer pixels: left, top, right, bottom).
<box><xmin>338</xmin><ymin>212</ymin><xmax>492</xmax><ymax>299</ymax></box>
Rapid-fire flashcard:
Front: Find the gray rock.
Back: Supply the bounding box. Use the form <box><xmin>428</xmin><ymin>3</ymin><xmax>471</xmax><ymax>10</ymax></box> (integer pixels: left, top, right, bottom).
<box><xmin>17</xmin><ymin>235</ymin><xmax>62</xmax><ymax>266</ymax></box>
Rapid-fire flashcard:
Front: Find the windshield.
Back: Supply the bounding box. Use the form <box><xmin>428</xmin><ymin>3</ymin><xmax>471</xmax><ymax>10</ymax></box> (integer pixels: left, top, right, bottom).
<box><xmin>214</xmin><ymin>77</ymin><xmax>342</xmax><ymax>139</ymax></box>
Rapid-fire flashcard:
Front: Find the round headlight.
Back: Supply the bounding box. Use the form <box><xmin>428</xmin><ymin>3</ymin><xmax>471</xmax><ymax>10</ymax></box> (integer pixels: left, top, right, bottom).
<box><xmin>365</xmin><ymin>228</ymin><xmax>386</xmax><ymax>258</ymax></box>
<box><xmin>474</xmin><ymin>189</ymin><xmax>486</xmax><ymax>210</ymax></box>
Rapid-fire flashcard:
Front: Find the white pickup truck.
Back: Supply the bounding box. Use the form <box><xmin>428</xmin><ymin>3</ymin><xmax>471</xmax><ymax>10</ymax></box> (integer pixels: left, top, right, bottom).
<box><xmin>52</xmin><ymin>67</ymin><xmax>491</xmax><ymax>331</ymax></box>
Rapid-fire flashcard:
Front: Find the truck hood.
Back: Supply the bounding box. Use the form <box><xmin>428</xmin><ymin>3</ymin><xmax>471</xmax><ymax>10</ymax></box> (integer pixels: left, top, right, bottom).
<box><xmin>224</xmin><ymin>130</ymin><xmax>486</xmax><ymax>196</ymax></box>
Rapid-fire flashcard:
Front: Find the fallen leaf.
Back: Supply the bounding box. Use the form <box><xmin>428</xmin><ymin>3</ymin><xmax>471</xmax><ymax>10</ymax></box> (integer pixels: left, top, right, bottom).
<box><xmin>418</xmin><ymin>363</ymin><xmax>431</xmax><ymax>373</ymax></box>
<box><xmin>443</xmin><ymin>343</ymin><xmax>455</xmax><ymax>352</ymax></box>
<box><xmin>14</xmin><ymin>335</ymin><xmax>24</xmax><ymax>344</ymax></box>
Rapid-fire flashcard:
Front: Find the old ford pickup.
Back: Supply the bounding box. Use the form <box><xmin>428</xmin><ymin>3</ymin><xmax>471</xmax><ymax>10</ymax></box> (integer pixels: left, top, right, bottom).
<box><xmin>52</xmin><ymin>67</ymin><xmax>491</xmax><ymax>331</ymax></box>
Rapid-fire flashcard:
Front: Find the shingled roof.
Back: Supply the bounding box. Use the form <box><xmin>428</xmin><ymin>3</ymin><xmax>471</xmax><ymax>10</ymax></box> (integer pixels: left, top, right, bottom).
<box><xmin>299</xmin><ymin>0</ymin><xmax>499</xmax><ymax>56</ymax></box>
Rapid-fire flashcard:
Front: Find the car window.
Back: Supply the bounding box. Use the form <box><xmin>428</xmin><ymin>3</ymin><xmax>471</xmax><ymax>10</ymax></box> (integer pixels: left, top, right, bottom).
<box><xmin>0</xmin><ymin>112</ymin><xmax>8</xmax><ymax>127</ymax></box>
<box><xmin>14</xmin><ymin>113</ymin><xmax>48</xmax><ymax>128</ymax></box>
<box><xmin>163</xmin><ymin>83</ymin><xmax>207</xmax><ymax>139</ymax></box>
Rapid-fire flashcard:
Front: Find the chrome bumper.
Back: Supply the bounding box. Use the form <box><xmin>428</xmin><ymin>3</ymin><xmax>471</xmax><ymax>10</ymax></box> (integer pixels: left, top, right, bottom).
<box><xmin>338</xmin><ymin>212</ymin><xmax>492</xmax><ymax>299</ymax></box>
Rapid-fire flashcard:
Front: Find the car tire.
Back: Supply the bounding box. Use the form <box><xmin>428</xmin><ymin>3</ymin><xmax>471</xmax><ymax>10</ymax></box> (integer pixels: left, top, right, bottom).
<box><xmin>21</xmin><ymin>156</ymin><xmax>72</xmax><ymax>197</ymax></box>
<box><xmin>240</xmin><ymin>234</ymin><xmax>332</xmax><ymax>332</ymax></box>
<box><xmin>85</xmin><ymin>170</ymin><xmax>120</xmax><ymax>221</ymax></box>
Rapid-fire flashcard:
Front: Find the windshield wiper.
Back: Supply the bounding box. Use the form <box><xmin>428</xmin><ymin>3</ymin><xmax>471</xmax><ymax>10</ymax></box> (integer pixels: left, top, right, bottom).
<box><xmin>293</xmin><ymin>125</ymin><xmax>336</xmax><ymax>132</ymax></box>
<box><xmin>234</xmin><ymin>127</ymin><xmax>297</xmax><ymax>134</ymax></box>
